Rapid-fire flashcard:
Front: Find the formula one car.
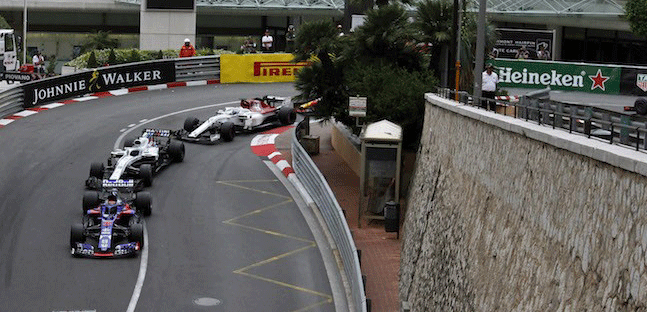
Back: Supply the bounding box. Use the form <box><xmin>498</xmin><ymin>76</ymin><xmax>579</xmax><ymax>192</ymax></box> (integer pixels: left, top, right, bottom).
<box><xmin>176</xmin><ymin>95</ymin><xmax>296</xmax><ymax>144</ymax></box>
<box><xmin>70</xmin><ymin>189</ymin><xmax>151</xmax><ymax>258</ymax></box>
<box><xmin>85</xmin><ymin>129</ymin><xmax>185</xmax><ymax>189</ymax></box>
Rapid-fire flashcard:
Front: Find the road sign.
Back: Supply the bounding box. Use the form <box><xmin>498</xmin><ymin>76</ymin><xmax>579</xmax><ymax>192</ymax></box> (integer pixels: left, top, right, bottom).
<box><xmin>349</xmin><ymin>96</ymin><xmax>366</xmax><ymax>117</ymax></box>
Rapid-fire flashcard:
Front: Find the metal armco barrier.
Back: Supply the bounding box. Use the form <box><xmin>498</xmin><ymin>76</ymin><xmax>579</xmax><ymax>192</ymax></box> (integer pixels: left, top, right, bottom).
<box><xmin>0</xmin><ymin>55</ymin><xmax>221</xmax><ymax>118</ymax></box>
<box><xmin>175</xmin><ymin>55</ymin><xmax>220</xmax><ymax>82</ymax></box>
<box><xmin>0</xmin><ymin>84</ymin><xmax>23</xmax><ymax>117</ymax></box>
<box><xmin>292</xmin><ymin>119</ymin><xmax>367</xmax><ymax>312</ymax></box>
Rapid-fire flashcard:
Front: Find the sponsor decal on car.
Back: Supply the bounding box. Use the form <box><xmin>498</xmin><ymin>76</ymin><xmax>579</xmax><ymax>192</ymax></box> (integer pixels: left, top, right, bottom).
<box><xmin>102</xmin><ymin>179</ymin><xmax>135</xmax><ymax>188</ymax></box>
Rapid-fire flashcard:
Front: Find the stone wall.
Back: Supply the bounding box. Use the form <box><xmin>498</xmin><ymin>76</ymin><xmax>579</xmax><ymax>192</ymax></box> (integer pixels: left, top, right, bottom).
<box><xmin>399</xmin><ymin>94</ymin><xmax>647</xmax><ymax>311</ymax></box>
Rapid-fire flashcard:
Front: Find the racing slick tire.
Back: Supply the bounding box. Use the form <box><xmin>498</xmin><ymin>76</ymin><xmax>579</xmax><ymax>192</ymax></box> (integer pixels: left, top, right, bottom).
<box><xmin>220</xmin><ymin>121</ymin><xmax>236</xmax><ymax>142</ymax></box>
<box><xmin>130</xmin><ymin>223</ymin><xmax>144</xmax><ymax>250</ymax></box>
<box><xmin>82</xmin><ymin>191</ymin><xmax>101</xmax><ymax>213</ymax></box>
<box><xmin>168</xmin><ymin>140</ymin><xmax>185</xmax><ymax>163</ymax></box>
<box><xmin>139</xmin><ymin>164</ymin><xmax>153</xmax><ymax>187</ymax></box>
<box><xmin>635</xmin><ymin>98</ymin><xmax>647</xmax><ymax>115</ymax></box>
<box><xmin>135</xmin><ymin>191</ymin><xmax>152</xmax><ymax>216</ymax></box>
<box><xmin>89</xmin><ymin>162</ymin><xmax>104</xmax><ymax>179</ymax></box>
<box><xmin>278</xmin><ymin>107</ymin><xmax>296</xmax><ymax>125</ymax></box>
<box><xmin>184</xmin><ymin>117</ymin><xmax>200</xmax><ymax>132</ymax></box>
<box><xmin>70</xmin><ymin>223</ymin><xmax>85</xmax><ymax>250</ymax></box>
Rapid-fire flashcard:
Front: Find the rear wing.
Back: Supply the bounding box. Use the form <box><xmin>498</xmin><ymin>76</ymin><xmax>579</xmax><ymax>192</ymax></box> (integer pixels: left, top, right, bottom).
<box><xmin>143</xmin><ymin>129</ymin><xmax>173</xmax><ymax>138</ymax></box>
<box><xmin>101</xmin><ymin>179</ymin><xmax>136</xmax><ymax>188</ymax></box>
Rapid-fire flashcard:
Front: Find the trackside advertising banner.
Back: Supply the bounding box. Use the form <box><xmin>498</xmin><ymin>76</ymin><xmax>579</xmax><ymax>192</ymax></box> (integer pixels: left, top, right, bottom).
<box><xmin>220</xmin><ymin>54</ymin><xmax>309</xmax><ymax>83</ymax></box>
<box><xmin>23</xmin><ymin>61</ymin><xmax>175</xmax><ymax>107</ymax></box>
<box><xmin>491</xmin><ymin>59</ymin><xmax>621</xmax><ymax>94</ymax></box>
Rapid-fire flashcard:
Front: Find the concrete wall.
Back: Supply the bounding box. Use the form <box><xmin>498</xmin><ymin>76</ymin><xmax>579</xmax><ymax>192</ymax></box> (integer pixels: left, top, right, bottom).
<box><xmin>400</xmin><ymin>94</ymin><xmax>647</xmax><ymax>311</ymax></box>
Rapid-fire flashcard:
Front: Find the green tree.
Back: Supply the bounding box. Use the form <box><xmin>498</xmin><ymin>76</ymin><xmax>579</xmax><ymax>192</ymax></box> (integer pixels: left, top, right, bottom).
<box><xmin>414</xmin><ymin>0</ymin><xmax>453</xmax><ymax>76</ymax></box>
<box><xmin>81</xmin><ymin>30</ymin><xmax>119</xmax><ymax>53</ymax></box>
<box><xmin>293</xmin><ymin>19</ymin><xmax>348</xmax><ymax>121</ymax></box>
<box><xmin>86</xmin><ymin>51</ymin><xmax>98</xmax><ymax>68</ymax></box>
<box><xmin>107</xmin><ymin>48</ymin><xmax>117</xmax><ymax>65</ymax></box>
<box><xmin>46</xmin><ymin>54</ymin><xmax>57</xmax><ymax>75</ymax></box>
<box><xmin>0</xmin><ymin>14</ymin><xmax>11</xmax><ymax>29</ymax></box>
<box><xmin>351</xmin><ymin>4</ymin><xmax>426</xmax><ymax>71</ymax></box>
<box><xmin>626</xmin><ymin>0</ymin><xmax>647</xmax><ymax>38</ymax></box>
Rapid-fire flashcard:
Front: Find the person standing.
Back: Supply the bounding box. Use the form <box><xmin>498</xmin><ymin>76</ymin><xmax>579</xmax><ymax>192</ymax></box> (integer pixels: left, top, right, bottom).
<box><xmin>481</xmin><ymin>63</ymin><xmax>498</xmax><ymax>111</ymax></box>
<box><xmin>179</xmin><ymin>38</ymin><xmax>196</xmax><ymax>57</ymax></box>
<box><xmin>261</xmin><ymin>29</ymin><xmax>273</xmax><ymax>53</ymax></box>
<box><xmin>285</xmin><ymin>25</ymin><xmax>296</xmax><ymax>53</ymax></box>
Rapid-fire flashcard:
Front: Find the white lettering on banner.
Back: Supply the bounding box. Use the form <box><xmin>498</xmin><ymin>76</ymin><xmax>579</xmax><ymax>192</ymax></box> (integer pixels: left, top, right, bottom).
<box><xmin>101</xmin><ymin>70</ymin><xmax>162</xmax><ymax>85</ymax></box>
<box><xmin>32</xmin><ymin>80</ymin><xmax>87</xmax><ymax>105</ymax></box>
<box><xmin>499</xmin><ymin>67</ymin><xmax>584</xmax><ymax>88</ymax></box>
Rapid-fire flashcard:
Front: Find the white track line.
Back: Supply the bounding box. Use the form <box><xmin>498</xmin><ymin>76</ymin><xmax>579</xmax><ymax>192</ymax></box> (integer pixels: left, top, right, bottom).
<box><xmin>122</xmin><ymin>100</ymin><xmax>238</xmax><ymax>311</ymax></box>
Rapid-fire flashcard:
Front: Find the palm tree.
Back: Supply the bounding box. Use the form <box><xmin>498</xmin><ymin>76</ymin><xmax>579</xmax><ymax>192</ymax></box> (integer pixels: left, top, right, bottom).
<box><xmin>351</xmin><ymin>4</ymin><xmax>427</xmax><ymax>71</ymax></box>
<box><xmin>81</xmin><ymin>30</ymin><xmax>119</xmax><ymax>53</ymax></box>
<box><xmin>414</xmin><ymin>0</ymin><xmax>454</xmax><ymax>80</ymax></box>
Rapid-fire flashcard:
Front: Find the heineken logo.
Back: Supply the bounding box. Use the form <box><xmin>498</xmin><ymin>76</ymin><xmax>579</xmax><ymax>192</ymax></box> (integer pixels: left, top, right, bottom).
<box><xmin>637</xmin><ymin>74</ymin><xmax>647</xmax><ymax>92</ymax></box>
<box><xmin>588</xmin><ymin>69</ymin><xmax>609</xmax><ymax>91</ymax></box>
<box><xmin>498</xmin><ymin>67</ymin><xmax>585</xmax><ymax>87</ymax></box>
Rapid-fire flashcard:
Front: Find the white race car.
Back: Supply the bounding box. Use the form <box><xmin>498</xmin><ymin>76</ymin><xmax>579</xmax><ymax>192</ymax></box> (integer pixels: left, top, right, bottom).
<box><xmin>176</xmin><ymin>96</ymin><xmax>296</xmax><ymax>144</ymax></box>
<box><xmin>86</xmin><ymin>129</ymin><xmax>185</xmax><ymax>189</ymax></box>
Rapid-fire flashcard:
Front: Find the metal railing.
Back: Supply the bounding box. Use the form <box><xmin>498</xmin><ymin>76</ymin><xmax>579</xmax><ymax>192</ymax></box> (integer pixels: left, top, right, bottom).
<box><xmin>437</xmin><ymin>87</ymin><xmax>647</xmax><ymax>151</ymax></box>
<box><xmin>292</xmin><ymin>119</ymin><xmax>367</xmax><ymax>312</ymax></box>
<box><xmin>0</xmin><ymin>55</ymin><xmax>221</xmax><ymax>118</ymax></box>
<box><xmin>0</xmin><ymin>84</ymin><xmax>23</xmax><ymax>117</ymax></box>
<box><xmin>174</xmin><ymin>55</ymin><xmax>220</xmax><ymax>82</ymax></box>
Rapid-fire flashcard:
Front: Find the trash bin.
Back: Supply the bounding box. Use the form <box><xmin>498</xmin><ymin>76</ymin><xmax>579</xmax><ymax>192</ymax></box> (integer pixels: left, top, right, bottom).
<box><xmin>384</xmin><ymin>201</ymin><xmax>399</xmax><ymax>236</ymax></box>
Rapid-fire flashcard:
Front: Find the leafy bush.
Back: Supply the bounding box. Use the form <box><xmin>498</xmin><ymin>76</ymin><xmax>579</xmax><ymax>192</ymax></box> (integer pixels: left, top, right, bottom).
<box><xmin>87</xmin><ymin>51</ymin><xmax>98</xmax><ymax>68</ymax></box>
<box><xmin>64</xmin><ymin>48</ymin><xmax>235</xmax><ymax>69</ymax></box>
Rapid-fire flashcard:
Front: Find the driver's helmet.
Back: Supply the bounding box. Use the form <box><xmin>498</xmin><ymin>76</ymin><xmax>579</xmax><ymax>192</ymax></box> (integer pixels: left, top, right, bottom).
<box><xmin>133</xmin><ymin>137</ymin><xmax>149</xmax><ymax>147</ymax></box>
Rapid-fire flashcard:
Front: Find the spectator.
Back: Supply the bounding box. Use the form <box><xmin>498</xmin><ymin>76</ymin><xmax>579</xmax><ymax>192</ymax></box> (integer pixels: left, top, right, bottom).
<box><xmin>32</xmin><ymin>50</ymin><xmax>45</xmax><ymax>74</ymax></box>
<box><xmin>285</xmin><ymin>25</ymin><xmax>296</xmax><ymax>53</ymax></box>
<box><xmin>337</xmin><ymin>24</ymin><xmax>344</xmax><ymax>36</ymax></box>
<box><xmin>481</xmin><ymin>63</ymin><xmax>498</xmax><ymax>111</ymax></box>
<box><xmin>179</xmin><ymin>38</ymin><xmax>196</xmax><ymax>57</ymax></box>
<box><xmin>261</xmin><ymin>29</ymin><xmax>273</xmax><ymax>53</ymax></box>
<box><xmin>241</xmin><ymin>36</ymin><xmax>257</xmax><ymax>53</ymax></box>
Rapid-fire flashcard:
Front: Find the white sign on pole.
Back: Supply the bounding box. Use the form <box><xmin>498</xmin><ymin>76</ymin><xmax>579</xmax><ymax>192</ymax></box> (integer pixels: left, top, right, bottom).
<box><xmin>349</xmin><ymin>96</ymin><xmax>367</xmax><ymax>117</ymax></box>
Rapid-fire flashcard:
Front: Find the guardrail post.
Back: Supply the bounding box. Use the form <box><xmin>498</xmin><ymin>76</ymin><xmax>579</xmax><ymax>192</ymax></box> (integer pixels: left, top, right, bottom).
<box><xmin>620</xmin><ymin>115</ymin><xmax>631</xmax><ymax>145</ymax></box>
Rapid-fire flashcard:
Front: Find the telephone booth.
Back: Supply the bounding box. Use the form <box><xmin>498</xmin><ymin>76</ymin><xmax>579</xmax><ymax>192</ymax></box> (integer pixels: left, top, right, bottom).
<box><xmin>359</xmin><ymin>120</ymin><xmax>402</xmax><ymax>225</ymax></box>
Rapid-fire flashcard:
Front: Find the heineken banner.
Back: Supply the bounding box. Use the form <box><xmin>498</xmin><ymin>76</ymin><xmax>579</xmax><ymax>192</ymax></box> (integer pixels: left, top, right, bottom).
<box><xmin>23</xmin><ymin>60</ymin><xmax>176</xmax><ymax>107</ymax></box>
<box><xmin>491</xmin><ymin>59</ymin><xmax>621</xmax><ymax>94</ymax></box>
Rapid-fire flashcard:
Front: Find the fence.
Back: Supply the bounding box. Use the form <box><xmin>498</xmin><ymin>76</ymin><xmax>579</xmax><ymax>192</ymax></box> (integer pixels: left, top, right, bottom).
<box><xmin>438</xmin><ymin>87</ymin><xmax>647</xmax><ymax>152</ymax></box>
<box><xmin>292</xmin><ymin>119</ymin><xmax>367</xmax><ymax>312</ymax></box>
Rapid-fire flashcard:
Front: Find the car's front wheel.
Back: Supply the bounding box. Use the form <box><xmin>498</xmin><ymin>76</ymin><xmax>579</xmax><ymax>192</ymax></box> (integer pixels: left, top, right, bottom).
<box><xmin>82</xmin><ymin>190</ymin><xmax>100</xmax><ymax>213</ymax></box>
<box><xmin>70</xmin><ymin>223</ymin><xmax>85</xmax><ymax>251</ymax></box>
<box><xmin>139</xmin><ymin>164</ymin><xmax>153</xmax><ymax>187</ymax></box>
<box><xmin>220</xmin><ymin>121</ymin><xmax>236</xmax><ymax>142</ymax></box>
<box><xmin>168</xmin><ymin>140</ymin><xmax>185</xmax><ymax>162</ymax></box>
<box><xmin>130</xmin><ymin>224</ymin><xmax>144</xmax><ymax>250</ymax></box>
<box><xmin>184</xmin><ymin>117</ymin><xmax>200</xmax><ymax>132</ymax></box>
<box><xmin>135</xmin><ymin>191</ymin><xmax>152</xmax><ymax>216</ymax></box>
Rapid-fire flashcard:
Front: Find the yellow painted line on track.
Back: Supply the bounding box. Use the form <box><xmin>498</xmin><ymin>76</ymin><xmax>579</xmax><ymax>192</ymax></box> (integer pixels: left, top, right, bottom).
<box><xmin>218</xmin><ymin>179</ymin><xmax>333</xmax><ymax>311</ymax></box>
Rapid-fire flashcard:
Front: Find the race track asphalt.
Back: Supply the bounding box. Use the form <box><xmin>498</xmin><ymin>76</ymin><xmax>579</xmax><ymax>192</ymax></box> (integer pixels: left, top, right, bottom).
<box><xmin>0</xmin><ymin>83</ymin><xmax>336</xmax><ymax>311</ymax></box>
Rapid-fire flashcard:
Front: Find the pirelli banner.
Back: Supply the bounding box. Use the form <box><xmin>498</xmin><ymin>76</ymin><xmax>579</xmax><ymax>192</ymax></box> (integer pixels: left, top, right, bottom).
<box><xmin>220</xmin><ymin>54</ymin><xmax>309</xmax><ymax>83</ymax></box>
<box><xmin>23</xmin><ymin>60</ymin><xmax>175</xmax><ymax>107</ymax></box>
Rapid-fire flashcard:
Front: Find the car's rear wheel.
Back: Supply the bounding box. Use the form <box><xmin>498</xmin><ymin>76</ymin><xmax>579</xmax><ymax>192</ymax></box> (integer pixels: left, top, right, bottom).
<box><xmin>82</xmin><ymin>191</ymin><xmax>100</xmax><ymax>213</ymax></box>
<box><xmin>130</xmin><ymin>224</ymin><xmax>144</xmax><ymax>249</ymax></box>
<box><xmin>184</xmin><ymin>117</ymin><xmax>200</xmax><ymax>132</ymax></box>
<box><xmin>70</xmin><ymin>223</ymin><xmax>85</xmax><ymax>250</ymax></box>
<box><xmin>278</xmin><ymin>107</ymin><xmax>296</xmax><ymax>125</ymax></box>
<box><xmin>220</xmin><ymin>121</ymin><xmax>236</xmax><ymax>142</ymax></box>
<box><xmin>168</xmin><ymin>140</ymin><xmax>185</xmax><ymax>162</ymax></box>
<box><xmin>89</xmin><ymin>162</ymin><xmax>104</xmax><ymax>179</ymax></box>
<box><xmin>635</xmin><ymin>98</ymin><xmax>647</xmax><ymax>115</ymax></box>
<box><xmin>139</xmin><ymin>164</ymin><xmax>153</xmax><ymax>187</ymax></box>
<box><xmin>135</xmin><ymin>191</ymin><xmax>152</xmax><ymax>216</ymax></box>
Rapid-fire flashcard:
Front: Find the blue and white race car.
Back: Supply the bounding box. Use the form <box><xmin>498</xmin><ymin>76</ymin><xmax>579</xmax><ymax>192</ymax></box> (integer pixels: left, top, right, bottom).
<box><xmin>86</xmin><ymin>129</ymin><xmax>185</xmax><ymax>189</ymax></box>
<box><xmin>70</xmin><ymin>190</ymin><xmax>151</xmax><ymax>258</ymax></box>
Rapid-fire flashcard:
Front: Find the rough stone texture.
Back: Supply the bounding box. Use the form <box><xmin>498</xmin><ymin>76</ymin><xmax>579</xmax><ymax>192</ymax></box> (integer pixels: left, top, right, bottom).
<box><xmin>400</xmin><ymin>98</ymin><xmax>647</xmax><ymax>311</ymax></box>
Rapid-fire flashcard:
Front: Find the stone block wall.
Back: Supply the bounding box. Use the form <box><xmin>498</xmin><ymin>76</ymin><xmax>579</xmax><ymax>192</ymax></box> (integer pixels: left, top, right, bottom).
<box><xmin>399</xmin><ymin>94</ymin><xmax>647</xmax><ymax>311</ymax></box>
